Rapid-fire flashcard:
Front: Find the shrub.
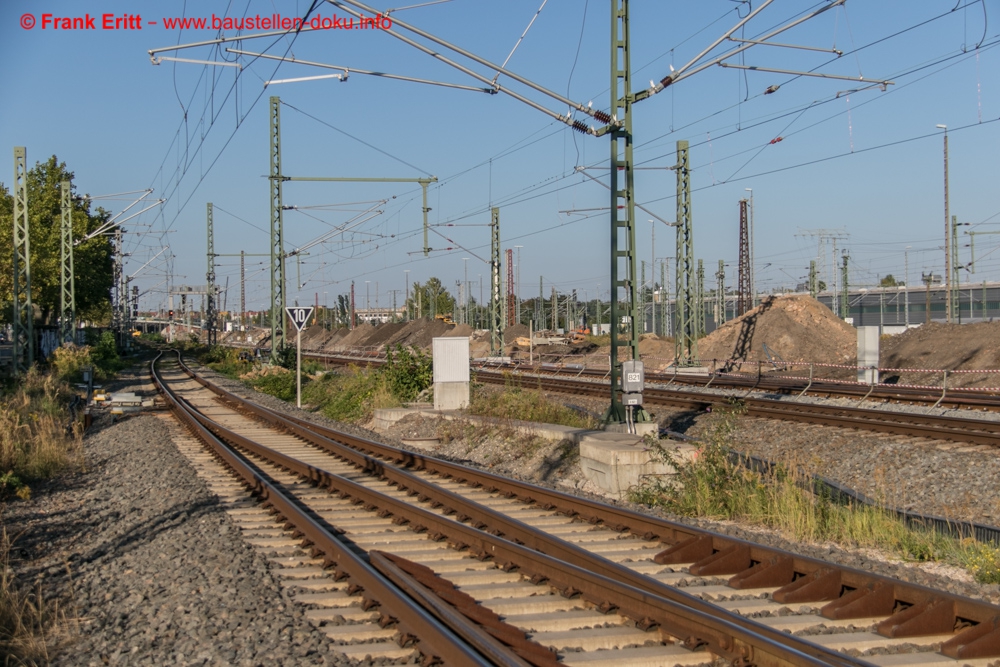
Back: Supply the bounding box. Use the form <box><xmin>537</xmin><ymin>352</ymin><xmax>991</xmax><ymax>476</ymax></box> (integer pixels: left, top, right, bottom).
<box><xmin>966</xmin><ymin>542</ymin><xmax>1000</xmax><ymax>585</ymax></box>
<box><xmin>244</xmin><ymin>367</ymin><xmax>297</xmax><ymax>402</ymax></box>
<box><xmin>48</xmin><ymin>344</ymin><xmax>93</xmax><ymax>383</ymax></box>
<box><xmin>382</xmin><ymin>345</ymin><xmax>432</xmax><ymax>401</ymax></box>
<box><xmin>302</xmin><ymin>367</ymin><xmax>401</xmax><ymax>423</ymax></box>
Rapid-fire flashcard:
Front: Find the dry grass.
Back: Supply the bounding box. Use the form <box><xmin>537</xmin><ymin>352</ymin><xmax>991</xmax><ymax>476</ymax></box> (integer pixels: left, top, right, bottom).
<box><xmin>0</xmin><ymin>529</ymin><xmax>71</xmax><ymax>665</ymax></box>
<box><xmin>467</xmin><ymin>376</ymin><xmax>599</xmax><ymax>430</ymax></box>
<box><xmin>0</xmin><ymin>371</ymin><xmax>84</xmax><ymax>663</ymax></box>
<box><xmin>629</xmin><ymin>403</ymin><xmax>1000</xmax><ymax>584</ymax></box>
<box><xmin>0</xmin><ymin>371</ymin><xmax>83</xmax><ymax>490</ymax></box>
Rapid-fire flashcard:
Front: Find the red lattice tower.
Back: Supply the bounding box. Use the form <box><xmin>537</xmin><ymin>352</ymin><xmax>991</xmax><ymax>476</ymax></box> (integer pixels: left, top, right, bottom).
<box><xmin>737</xmin><ymin>199</ymin><xmax>751</xmax><ymax>316</ymax></box>
<box><xmin>506</xmin><ymin>248</ymin><xmax>516</xmax><ymax>327</ymax></box>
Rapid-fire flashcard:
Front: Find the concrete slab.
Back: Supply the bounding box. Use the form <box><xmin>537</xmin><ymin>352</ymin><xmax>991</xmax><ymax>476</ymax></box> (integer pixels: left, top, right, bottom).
<box><xmin>578</xmin><ymin>433</ymin><xmax>698</xmax><ymax>495</ymax></box>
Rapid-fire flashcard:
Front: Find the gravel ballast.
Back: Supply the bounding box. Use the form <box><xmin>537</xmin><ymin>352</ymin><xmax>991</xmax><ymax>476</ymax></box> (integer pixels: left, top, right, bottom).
<box><xmin>3</xmin><ymin>362</ymin><xmax>354</xmax><ymax>666</ymax></box>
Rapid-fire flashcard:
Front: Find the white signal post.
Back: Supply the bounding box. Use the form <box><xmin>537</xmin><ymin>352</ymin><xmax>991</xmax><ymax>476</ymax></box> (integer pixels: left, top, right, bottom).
<box><xmin>285</xmin><ymin>306</ymin><xmax>314</xmax><ymax>408</ymax></box>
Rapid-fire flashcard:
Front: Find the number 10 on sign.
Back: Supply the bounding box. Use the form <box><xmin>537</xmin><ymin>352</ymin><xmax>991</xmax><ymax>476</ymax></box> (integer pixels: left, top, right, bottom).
<box><xmin>284</xmin><ymin>307</ymin><xmax>314</xmax><ymax>408</ymax></box>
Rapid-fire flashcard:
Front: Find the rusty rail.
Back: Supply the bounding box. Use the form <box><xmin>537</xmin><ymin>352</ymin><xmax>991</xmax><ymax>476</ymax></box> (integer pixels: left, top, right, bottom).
<box><xmin>151</xmin><ymin>351</ymin><xmax>492</xmax><ymax>667</ymax></box>
<box><xmin>168</xmin><ymin>353</ymin><xmax>855</xmax><ymax>667</ymax></box>
<box><xmin>178</xmin><ymin>353</ymin><xmax>1000</xmax><ymax>663</ymax></box>
<box><xmin>475</xmin><ymin>370</ymin><xmax>1000</xmax><ymax>447</ymax></box>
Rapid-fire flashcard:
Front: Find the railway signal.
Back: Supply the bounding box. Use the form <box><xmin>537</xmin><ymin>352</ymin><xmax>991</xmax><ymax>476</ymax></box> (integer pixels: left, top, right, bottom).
<box><xmin>285</xmin><ymin>306</ymin><xmax>314</xmax><ymax>408</ymax></box>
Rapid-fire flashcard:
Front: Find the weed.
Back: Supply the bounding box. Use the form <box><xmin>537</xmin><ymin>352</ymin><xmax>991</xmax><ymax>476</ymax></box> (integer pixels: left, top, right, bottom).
<box><xmin>965</xmin><ymin>542</ymin><xmax>1000</xmax><ymax>584</ymax></box>
<box><xmin>467</xmin><ymin>384</ymin><xmax>598</xmax><ymax>430</ymax></box>
<box><xmin>627</xmin><ymin>402</ymin><xmax>1000</xmax><ymax>582</ymax></box>
<box><xmin>244</xmin><ymin>367</ymin><xmax>297</xmax><ymax>402</ymax></box>
<box><xmin>301</xmin><ymin>366</ymin><xmax>401</xmax><ymax>424</ymax></box>
<box><xmin>0</xmin><ymin>370</ymin><xmax>82</xmax><ymax>485</ymax></box>
<box><xmin>199</xmin><ymin>346</ymin><xmax>251</xmax><ymax>379</ymax></box>
<box><xmin>49</xmin><ymin>331</ymin><xmax>126</xmax><ymax>383</ymax></box>
<box><xmin>382</xmin><ymin>346</ymin><xmax>432</xmax><ymax>401</ymax></box>
<box><xmin>0</xmin><ymin>528</ymin><xmax>64</xmax><ymax>664</ymax></box>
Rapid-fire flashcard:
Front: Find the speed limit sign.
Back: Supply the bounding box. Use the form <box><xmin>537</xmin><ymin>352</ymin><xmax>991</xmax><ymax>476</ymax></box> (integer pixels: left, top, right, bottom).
<box><xmin>285</xmin><ymin>306</ymin><xmax>314</xmax><ymax>332</ymax></box>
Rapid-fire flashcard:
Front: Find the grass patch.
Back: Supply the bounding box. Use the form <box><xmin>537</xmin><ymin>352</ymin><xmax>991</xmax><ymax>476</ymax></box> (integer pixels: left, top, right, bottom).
<box><xmin>628</xmin><ymin>401</ymin><xmax>1000</xmax><ymax>585</ymax></box>
<box><xmin>0</xmin><ymin>370</ymin><xmax>83</xmax><ymax>490</ymax></box>
<box><xmin>242</xmin><ymin>366</ymin><xmax>298</xmax><ymax>402</ymax></box>
<box><xmin>242</xmin><ymin>345</ymin><xmax>432</xmax><ymax>425</ymax></box>
<box><xmin>467</xmin><ymin>376</ymin><xmax>598</xmax><ymax>430</ymax></box>
<box><xmin>199</xmin><ymin>346</ymin><xmax>253</xmax><ymax>379</ymax></box>
<box><xmin>302</xmin><ymin>366</ymin><xmax>402</xmax><ymax>424</ymax></box>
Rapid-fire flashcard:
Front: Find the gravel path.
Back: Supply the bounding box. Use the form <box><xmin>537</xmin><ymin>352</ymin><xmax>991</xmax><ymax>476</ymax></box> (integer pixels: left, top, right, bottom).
<box><xmin>3</xmin><ymin>360</ymin><xmax>357</xmax><ymax>666</ymax></box>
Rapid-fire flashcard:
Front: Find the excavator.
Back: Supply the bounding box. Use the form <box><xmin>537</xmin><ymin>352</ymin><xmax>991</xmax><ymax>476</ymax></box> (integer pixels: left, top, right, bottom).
<box><xmin>434</xmin><ymin>313</ymin><xmax>456</xmax><ymax>325</ymax></box>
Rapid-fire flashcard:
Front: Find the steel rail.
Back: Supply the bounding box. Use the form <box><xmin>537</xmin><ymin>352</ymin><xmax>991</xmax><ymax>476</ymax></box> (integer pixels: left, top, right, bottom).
<box><xmin>150</xmin><ymin>351</ymin><xmax>493</xmax><ymax>667</ymax></box>
<box><xmin>472</xmin><ymin>370</ymin><xmax>1000</xmax><ymax>447</ymax></box>
<box><xmin>178</xmin><ymin>353</ymin><xmax>1000</xmax><ymax>662</ymax></box>
<box><xmin>295</xmin><ymin>348</ymin><xmax>1000</xmax><ymax>411</ymax></box>
<box><xmin>168</xmin><ymin>354</ymin><xmax>854</xmax><ymax>667</ymax></box>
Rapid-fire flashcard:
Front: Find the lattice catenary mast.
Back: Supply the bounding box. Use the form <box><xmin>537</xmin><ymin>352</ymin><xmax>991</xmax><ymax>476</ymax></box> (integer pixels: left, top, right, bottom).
<box><xmin>738</xmin><ymin>199</ymin><xmax>752</xmax><ymax>316</ymax></box>
<box><xmin>60</xmin><ymin>181</ymin><xmax>76</xmax><ymax>344</ymax></box>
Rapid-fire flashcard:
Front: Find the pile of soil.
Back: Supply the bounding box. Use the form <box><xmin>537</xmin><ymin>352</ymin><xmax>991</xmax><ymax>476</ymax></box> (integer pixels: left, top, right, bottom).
<box><xmin>638</xmin><ymin>334</ymin><xmax>675</xmax><ymax>369</ymax></box>
<box><xmin>880</xmin><ymin>321</ymin><xmax>1000</xmax><ymax>389</ymax></box>
<box><xmin>697</xmin><ymin>295</ymin><xmax>856</xmax><ymax>369</ymax></box>
<box><xmin>504</xmin><ymin>323</ymin><xmax>530</xmax><ymax>341</ymax></box>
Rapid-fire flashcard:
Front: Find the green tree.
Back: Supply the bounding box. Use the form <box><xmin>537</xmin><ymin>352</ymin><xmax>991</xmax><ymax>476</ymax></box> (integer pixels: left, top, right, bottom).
<box><xmin>880</xmin><ymin>274</ymin><xmax>900</xmax><ymax>287</ymax></box>
<box><xmin>406</xmin><ymin>277</ymin><xmax>456</xmax><ymax>319</ymax></box>
<box><xmin>0</xmin><ymin>156</ymin><xmax>114</xmax><ymax>325</ymax></box>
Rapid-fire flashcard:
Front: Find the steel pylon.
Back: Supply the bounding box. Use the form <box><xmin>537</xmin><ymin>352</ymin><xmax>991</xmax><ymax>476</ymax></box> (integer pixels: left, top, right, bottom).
<box><xmin>60</xmin><ymin>180</ymin><xmax>76</xmax><ymax>344</ymax></box>
<box><xmin>12</xmin><ymin>147</ymin><xmax>33</xmax><ymax>373</ymax></box>
<box><xmin>269</xmin><ymin>96</ymin><xmax>287</xmax><ymax>361</ymax></box>
<box><xmin>490</xmin><ymin>207</ymin><xmax>502</xmax><ymax>355</ymax></box>
<box><xmin>206</xmin><ymin>202</ymin><xmax>217</xmax><ymax>346</ymax></box>
<box><xmin>604</xmin><ymin>0</ymin><xmax>647</xmax><ymax>424</ymax></box>
<box><xmin>674</xmin><ymin>141</ymin><xmax>697</xmax><ymax>365</ymax></box>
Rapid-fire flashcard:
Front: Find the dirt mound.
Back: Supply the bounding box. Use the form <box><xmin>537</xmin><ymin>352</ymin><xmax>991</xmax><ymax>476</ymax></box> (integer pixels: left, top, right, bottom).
<box><xmin>504</xmin><ymin>323</ymin><xmax>530</xmax><ymax>341</ymax></box>
<box><xmin>880</xmin><ymin>321</ymin><xmax>1000</xmax><ymax>388</ymax></box>
<box><xmin>362</xmin><ymin>321</ymin><xmax>408</xmax><ymax>347</ymax></box>
<box><xmin>444</xmin><ymin>324</ymin><xmax>473</xmax><ymax>338</ymax></box>
<box><xmin>334</xmin><ymin>323</ymin><xmax>377</xmax><ymax>348</ymax></box>
<box><xmin>376</xmin><ymin>317</ymin><xmax>454</xmax><ymax>350</ymax></box>
<box><xmin>697</xmin><ymin>295</ymin><xmax>856</xmax><ymax>368</ymax></box>
<box><xmin>638</xmin><ymin>334</ymin><xmax>675</xmax><ymax>370</ymax></box>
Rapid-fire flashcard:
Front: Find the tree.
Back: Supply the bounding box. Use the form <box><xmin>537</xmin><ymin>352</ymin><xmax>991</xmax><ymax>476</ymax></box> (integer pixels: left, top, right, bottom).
<box><xmin>880</xmin><ymin>274</ymin><xmax>900</xmax><ymax>287</ymax></box>
<box><xmin>406</xmin><ymin>277</ymin><xmax>455</xmax><ymax>319</ymax></box>
<box><xmin>0</xmin><ymin>156</ymin><xmax>114</xmax><ymax>326</ymax></box>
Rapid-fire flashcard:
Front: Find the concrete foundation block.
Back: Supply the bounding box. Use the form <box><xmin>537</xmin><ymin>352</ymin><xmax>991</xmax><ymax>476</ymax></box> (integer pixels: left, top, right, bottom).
<box><xmin>579</xmin><ymin>433</ymin><xmax>698</xmax><ymax>496</ymax></box>
<box><xmin>372</xmin><ymin>407</ymin><xmax>423</xmax><ymax>431</ymax></box>
<box><xmin>605</xmin><ymin>421</ymin><xmax>659</xmax><ymax>436</ymax></box>
<box><xmin>434</xmin><ymin>381</ymin><xmax>469</xmax><ymax>411</ymax></box>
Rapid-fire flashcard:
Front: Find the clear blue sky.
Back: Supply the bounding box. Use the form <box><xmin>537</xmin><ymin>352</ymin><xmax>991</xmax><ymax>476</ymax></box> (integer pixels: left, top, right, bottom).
<box><xmin>2</xmin><ymin>1</ymin><xmax>998</xmax><ymax>313</ymax></box>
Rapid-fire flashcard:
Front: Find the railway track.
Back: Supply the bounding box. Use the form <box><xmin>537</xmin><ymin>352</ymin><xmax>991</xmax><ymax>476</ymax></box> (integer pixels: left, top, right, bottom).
<box><xmin>290</xmin><ymin>350</ymin><xmax>1000</xmax><ymax>444</ymax></box>
<box><xmin>152</xmin><ymin>350</ymin><xmax>1000</xmax><ymax>666</ymax></box>
<box><xmin>296</xmin><ymin>349</ymin><xmax>1000</xmax><ymax>412</ymax></box>
<box><xmin>468</xmin><ymin>370</ymin><xmax>1000</xmax><ymax>447</ymax></box>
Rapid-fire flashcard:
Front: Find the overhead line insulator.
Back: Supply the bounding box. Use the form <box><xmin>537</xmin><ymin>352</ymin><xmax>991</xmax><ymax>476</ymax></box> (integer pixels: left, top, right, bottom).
<box><xmin>593</xmin><ymin>110</ymin><xmax>612</xmax><ymax>124</ymax></box>
<box><xmin>571</xmin><ymin>120</ymin><xmax>590</xmax><ymax>134</ymax></box>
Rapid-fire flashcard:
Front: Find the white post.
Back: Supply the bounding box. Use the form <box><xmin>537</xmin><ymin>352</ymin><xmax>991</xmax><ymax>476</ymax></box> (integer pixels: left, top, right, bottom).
<box><xmin>296</xmin><ymin>328</ymin><xmax>302</xmax><ymax>408</ymax></box>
